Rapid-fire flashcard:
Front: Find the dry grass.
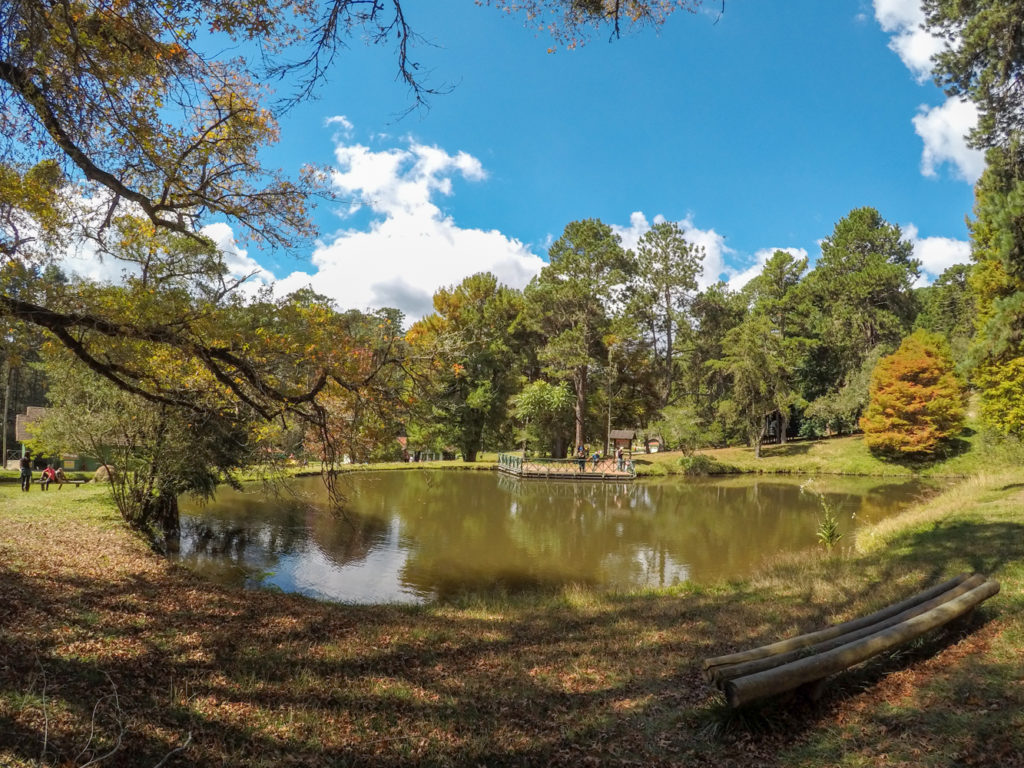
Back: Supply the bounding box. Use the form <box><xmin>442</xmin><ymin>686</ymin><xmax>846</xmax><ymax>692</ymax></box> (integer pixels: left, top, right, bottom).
<box><xmin>1</xmin><ymin>475</ymin><xmax>1023</xmax><ymax>767</ymax></box>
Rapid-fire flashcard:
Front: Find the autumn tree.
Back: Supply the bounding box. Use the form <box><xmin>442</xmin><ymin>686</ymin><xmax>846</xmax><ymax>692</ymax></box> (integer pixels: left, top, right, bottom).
<box><xmin>524</xmin><ymin>219</ymin><xmax>630</xmax><ymax>448</ymax></box>
<box><xmin>407</xmin><ymin>273</ymin><xmax>525</xmax><ymax>462</ymax></box>
<box><xmin>860</xmin><ymin>331</ymin><xmax>967</xmax><ymax>456</ymax></box>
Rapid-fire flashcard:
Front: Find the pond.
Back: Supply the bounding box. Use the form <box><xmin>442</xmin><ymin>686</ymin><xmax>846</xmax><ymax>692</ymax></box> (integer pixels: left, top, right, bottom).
<box><xmin>177</xmin><ymin>471</ymin><xmax>939</xmax><ymax>604</ymax></box>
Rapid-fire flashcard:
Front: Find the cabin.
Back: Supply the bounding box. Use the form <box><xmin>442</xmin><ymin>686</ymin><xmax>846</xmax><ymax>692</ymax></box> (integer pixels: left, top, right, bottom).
<box><xmin>608</xmin><ymin>429</ymin><xmax>636</xmax><ymax>450</ymax></box>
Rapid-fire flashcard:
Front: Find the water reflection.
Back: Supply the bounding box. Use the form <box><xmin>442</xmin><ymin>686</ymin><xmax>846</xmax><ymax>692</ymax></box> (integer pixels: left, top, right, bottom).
<box><xmin>178</xmin><ymin>472</ymin><xmax>938</xmax><ymax>604</ymax></box>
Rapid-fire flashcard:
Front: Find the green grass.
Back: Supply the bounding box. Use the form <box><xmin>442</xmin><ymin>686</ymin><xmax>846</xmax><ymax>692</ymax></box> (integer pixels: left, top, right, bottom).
<box><xmin>631</xmin><ymin>424</ymin><xmax>1024</xmax><ymax>478</ymax></box>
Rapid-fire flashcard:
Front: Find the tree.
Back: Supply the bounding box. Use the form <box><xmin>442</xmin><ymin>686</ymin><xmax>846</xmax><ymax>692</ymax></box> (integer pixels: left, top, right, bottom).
<box><xmin>407</xmin><ymin>273</ymin><xmax>525</xmax><ymax>462</ymax></box>
<box><xmin>924</xmin><ymin>2</ymin><xmax>1024</xmax><ymax>439</ymax></box>
<box><xmin>914</xmin><ymin>263</ymin><xmax>976</xmax><ymax>364</ymax></box>
<box><xmin>628</xmin><ymin>221</ymin><xmax>703</xmax><ymax>406</ymax></box>
<box><xmin>744</xmin><ymin>249</ymin><xmax>811</xmax><ymax>441</ymax></box>
<box><xmin>925</xmin><ymin>0</ymin><xmax>1024</xmax><ymax>151</ymax></box>
<box><xmin>860</xmin><ymin>330</ymin><xmax>967</xmax><ymax>456</ymax></box>
<box><xmin>710</xmin><ymin>315</ymin><xmax>792</xmax><ymax>458</ymax></box>
<box><xmin>524</xmin><ymin>219</ymin><xmax>630</xmax><ymax>448</ymax></box>
<box><xmin>1</xmin><ymin>0</ymin><xmax>707</xmax><ymax>490</ymax></box>
<box><xmin>677</xmin><ymin>281</ymin><xmax>748</xmax><ymax>443</ymax></box>
<box><xmin>801</xmin><ymin>208</ymin><xmax>920</xmax><ymax>426</ymax></box>
<box><xmin>509</xmin><ymin>379</ymin><xmax>574</xmax><ymax>456</ymax></box>
<box><xmin>964</xmin><ymin>145</ymin><xmax>1024</xmax><ymax>437</ymax></box>
<box><xmin>30</xmin><ymin>348</ymin><xmax>260</xmax><ymax>553</ymax></box>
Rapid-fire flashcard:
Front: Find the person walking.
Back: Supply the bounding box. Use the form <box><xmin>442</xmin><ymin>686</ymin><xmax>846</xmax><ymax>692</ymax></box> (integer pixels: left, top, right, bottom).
<box><xmin>19</xmin><ymin>456</ymin><xmax>31</xmax><ymax>492</ymax></box>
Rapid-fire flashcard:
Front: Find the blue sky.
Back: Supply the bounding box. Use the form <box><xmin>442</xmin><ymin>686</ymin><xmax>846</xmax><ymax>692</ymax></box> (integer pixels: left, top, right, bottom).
<box><xmin>177</xmin><ymin>0</ymin><xmax>984</xmax><ymax>320</ymax></box>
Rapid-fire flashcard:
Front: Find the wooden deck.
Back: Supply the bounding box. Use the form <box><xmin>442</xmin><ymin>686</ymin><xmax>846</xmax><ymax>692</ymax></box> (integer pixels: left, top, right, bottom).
<box><xmin>497</xmin><ymin>453</ymin><xmax>636</xmax><ymax>481</ymax></box>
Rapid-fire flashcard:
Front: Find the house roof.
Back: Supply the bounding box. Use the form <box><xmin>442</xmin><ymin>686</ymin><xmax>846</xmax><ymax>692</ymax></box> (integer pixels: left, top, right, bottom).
<box><xmin>15</xmin><ymin>406</ymin><xmax>48</xmax><ymax>442</ymax></box>
<box><xmin>608</xmin><ymin>429</ymin><xmax>636</xmax><ymax>440</ymax></box>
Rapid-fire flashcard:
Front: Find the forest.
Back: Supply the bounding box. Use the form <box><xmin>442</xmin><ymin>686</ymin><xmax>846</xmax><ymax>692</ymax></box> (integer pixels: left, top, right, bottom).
<box><xmin>1</xmin><ymin>0</ymin><xmax>1023</xmax><ymax>551</ymax></box>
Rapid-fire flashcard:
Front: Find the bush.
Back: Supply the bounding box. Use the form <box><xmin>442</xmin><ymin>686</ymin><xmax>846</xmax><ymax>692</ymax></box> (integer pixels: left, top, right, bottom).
<box><xmin>860</xmin><ymin>331</ymin><xmax>967</xmax><ymax>456</ymax></box>
<box><xmin>676</xmin><ymin>454</ymin><xmax>731</xmax><ymax>475</ymax></box>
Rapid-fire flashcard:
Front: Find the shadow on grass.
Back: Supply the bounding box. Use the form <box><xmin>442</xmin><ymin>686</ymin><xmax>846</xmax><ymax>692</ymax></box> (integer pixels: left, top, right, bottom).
<box><xmin>2</xmin><ymin>515</ymin><xmax>1023</xmax><ymax>766</ymax></box>
<box><xmin>760</xmin><ymin>442</ymin><xmax>813</xmax><ymax>458</ymax></box>
<box><xmin>864</xmin><ymin>430</ymin><xmax>976</xmax><ymax>472</ymax></box>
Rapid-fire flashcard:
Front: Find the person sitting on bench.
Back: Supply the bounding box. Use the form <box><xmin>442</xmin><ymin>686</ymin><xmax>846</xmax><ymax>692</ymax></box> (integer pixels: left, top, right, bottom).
<box><xmin>40</xmin><ymin>464</ymin><xmax>57</xmax><ymax>490</ymax></box>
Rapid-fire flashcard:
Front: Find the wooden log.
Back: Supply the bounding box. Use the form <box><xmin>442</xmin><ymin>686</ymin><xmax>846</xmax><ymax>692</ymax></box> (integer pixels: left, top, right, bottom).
<box><xmin>724</xmin><ymin>579</ymin><xmax>1000</xmax><ymax>708</ymax></box>
<box><xmin>703</xmin><ymin>572</ymin><xmax>970</xmax><ymax>675</ymax></box>
<box><xmin>708</xmin><ymin>573</ymin><xmax>986</xmax><ymax>687</ymax></box>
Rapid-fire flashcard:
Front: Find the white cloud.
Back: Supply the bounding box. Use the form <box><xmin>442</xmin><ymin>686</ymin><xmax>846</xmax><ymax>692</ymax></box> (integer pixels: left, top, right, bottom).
<box><xmin>274</xmin><ymin>129</ymin><xmax>544</xmax><ymax>321</ymax></box>
<box><xmin>872</xmin><ymin>1</ymin><xmax>984</xmax><ymax>185</ymax></box>
<box><xmin>201</xmin><ymin>222</ymin><xmax>276</xmax><ymax>293</ymax></box>
<box><xmin>913</xmin><ymin>98</ymin><xmax>986</xmax><ymax>182</ymax></box>
<box><xmin>873</xmin><ymin>0</ymin><xmax>943</xmax><ymax>82</ymax></box>
<box><xmin>612</xmin><ymin>210</ymin><xmax>806</xmax><ymax>290</ymax></box>
<box><xmin>903</xmin><ymin>223</ymin><xmax>971</xmax><ymax>285</ymax></box>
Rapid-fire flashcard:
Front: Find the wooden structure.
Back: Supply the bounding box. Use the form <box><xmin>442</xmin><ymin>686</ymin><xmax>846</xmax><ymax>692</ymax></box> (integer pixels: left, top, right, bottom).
<box><xmin>608</xmin><ymin>429</ymin><xmax>636</xmax><ymax>450</ymax></box>
<box><xmin>497</xmin><ymin>453</ymin><xmax>636</xmax><ymax>481</ymax></box>
<box><xmin>704</xmin><ymin>573</ymin><xmax>1000</xmax><ymax>708</ymax></box>
<box><xmin>14</xmin><ymin>406</ymin><xmax>102</xmax><ymax>471</ymax></box>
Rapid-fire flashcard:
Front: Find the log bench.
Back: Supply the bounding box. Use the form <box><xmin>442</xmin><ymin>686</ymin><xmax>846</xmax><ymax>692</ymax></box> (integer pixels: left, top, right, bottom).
<box><xmin>703</xmin><ymin>573</ymin><xmax>1000</xmax><ymax>708</ymax></box>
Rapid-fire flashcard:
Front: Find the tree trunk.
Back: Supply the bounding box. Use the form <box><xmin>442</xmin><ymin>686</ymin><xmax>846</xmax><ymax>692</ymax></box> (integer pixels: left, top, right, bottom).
<box><xmin>157</xmin><ymin>492</ymin><xmax>181</xmax><ymax>555</ymax></box>
<box><xmin>1</xmin><ymin>356</ymin><xmax>9</xmax><ymax>467</ymax></box>
<box><xmin>663</xmin><ymin>287</ymin><xmax>673</xmax><ymax>407</ymax></box>
<box><xmin>779</xmin><ymin>409</ymin><xmax>789</xmax><ymax>445</ymax></box>
<box><xmin>573</xmin><ymin>365</ymin><xmax>587</xmax><ymax>448</ymax></box>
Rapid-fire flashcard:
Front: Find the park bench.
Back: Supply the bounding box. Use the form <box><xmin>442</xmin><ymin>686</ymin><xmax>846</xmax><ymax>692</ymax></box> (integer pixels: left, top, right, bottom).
<box><xmin>33</xmin><ymin>477</ymin><xmax>88</xmax><ymax>489</ymax></box>
<box><xmin>703</xmin><ymin>573</ymin><xmax>1000</xmax><ymax>708</ymax></box>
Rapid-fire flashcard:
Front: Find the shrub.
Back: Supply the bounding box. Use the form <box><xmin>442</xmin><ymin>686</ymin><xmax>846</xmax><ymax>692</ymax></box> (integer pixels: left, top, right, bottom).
<box><xmin>676</xmin><ymin>454</ymin><xmax>731</xmax><ymax>475</ymax></box>
<box><xmin>860</xmin><ymin>331</ymin><xmax>967</xmax><ymax>456</ymax></box>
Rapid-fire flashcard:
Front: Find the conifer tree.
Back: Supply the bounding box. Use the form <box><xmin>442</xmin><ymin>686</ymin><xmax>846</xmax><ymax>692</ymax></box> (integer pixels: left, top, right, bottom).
<box><xmin>860</xmin><ymin>331</ymin><xmax>967</xmax><ymax>456</ymax></box>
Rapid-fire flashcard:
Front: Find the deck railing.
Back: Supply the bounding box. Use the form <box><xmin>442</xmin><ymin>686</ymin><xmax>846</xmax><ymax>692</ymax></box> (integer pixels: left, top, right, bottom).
<box><xmin>497</xmin><ymin>453</ymin><xmax>636</xmax><ymax>480</ymax></box>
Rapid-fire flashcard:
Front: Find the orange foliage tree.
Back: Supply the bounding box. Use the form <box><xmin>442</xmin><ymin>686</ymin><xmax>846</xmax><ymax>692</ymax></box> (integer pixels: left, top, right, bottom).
<box><xmin>859</xmin><ymin>330</ymin><xmax>967</xmax><ymax>456</ymax></box>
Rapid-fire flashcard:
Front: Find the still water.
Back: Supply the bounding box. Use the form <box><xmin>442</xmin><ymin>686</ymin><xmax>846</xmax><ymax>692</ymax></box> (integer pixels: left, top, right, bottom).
<box><xmin>178</xmin><ymin>471</ymin><xmax>937</xmax><ymax>604</ymax></box>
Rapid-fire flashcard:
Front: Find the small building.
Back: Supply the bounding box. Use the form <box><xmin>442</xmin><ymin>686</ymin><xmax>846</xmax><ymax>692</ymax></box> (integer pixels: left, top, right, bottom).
<box><xmin>608</xmin><ymin>429</ymin><xmax>636</xmax><ymax>450</ymax></box>
<box><xmin>14</xmin><ymin>406</ymin><xmax>102</xmax><ymax>471</ymax></box>
<box><xmin>645</xmin><ymin>436</ymin><xmax>663</xmax><ymax>453</ymax></box>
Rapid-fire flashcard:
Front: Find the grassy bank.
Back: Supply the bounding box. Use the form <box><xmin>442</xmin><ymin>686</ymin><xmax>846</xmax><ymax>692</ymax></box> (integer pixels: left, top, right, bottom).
<box><xmin>2</xmin><ymin>468</ymin><xmax>1023</xmax><ymax>766</ymax></box>
<box><xmin>632</xmin><ymin>427</ymin><xmax>1024</xmax><ymax>479</ymax></box>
